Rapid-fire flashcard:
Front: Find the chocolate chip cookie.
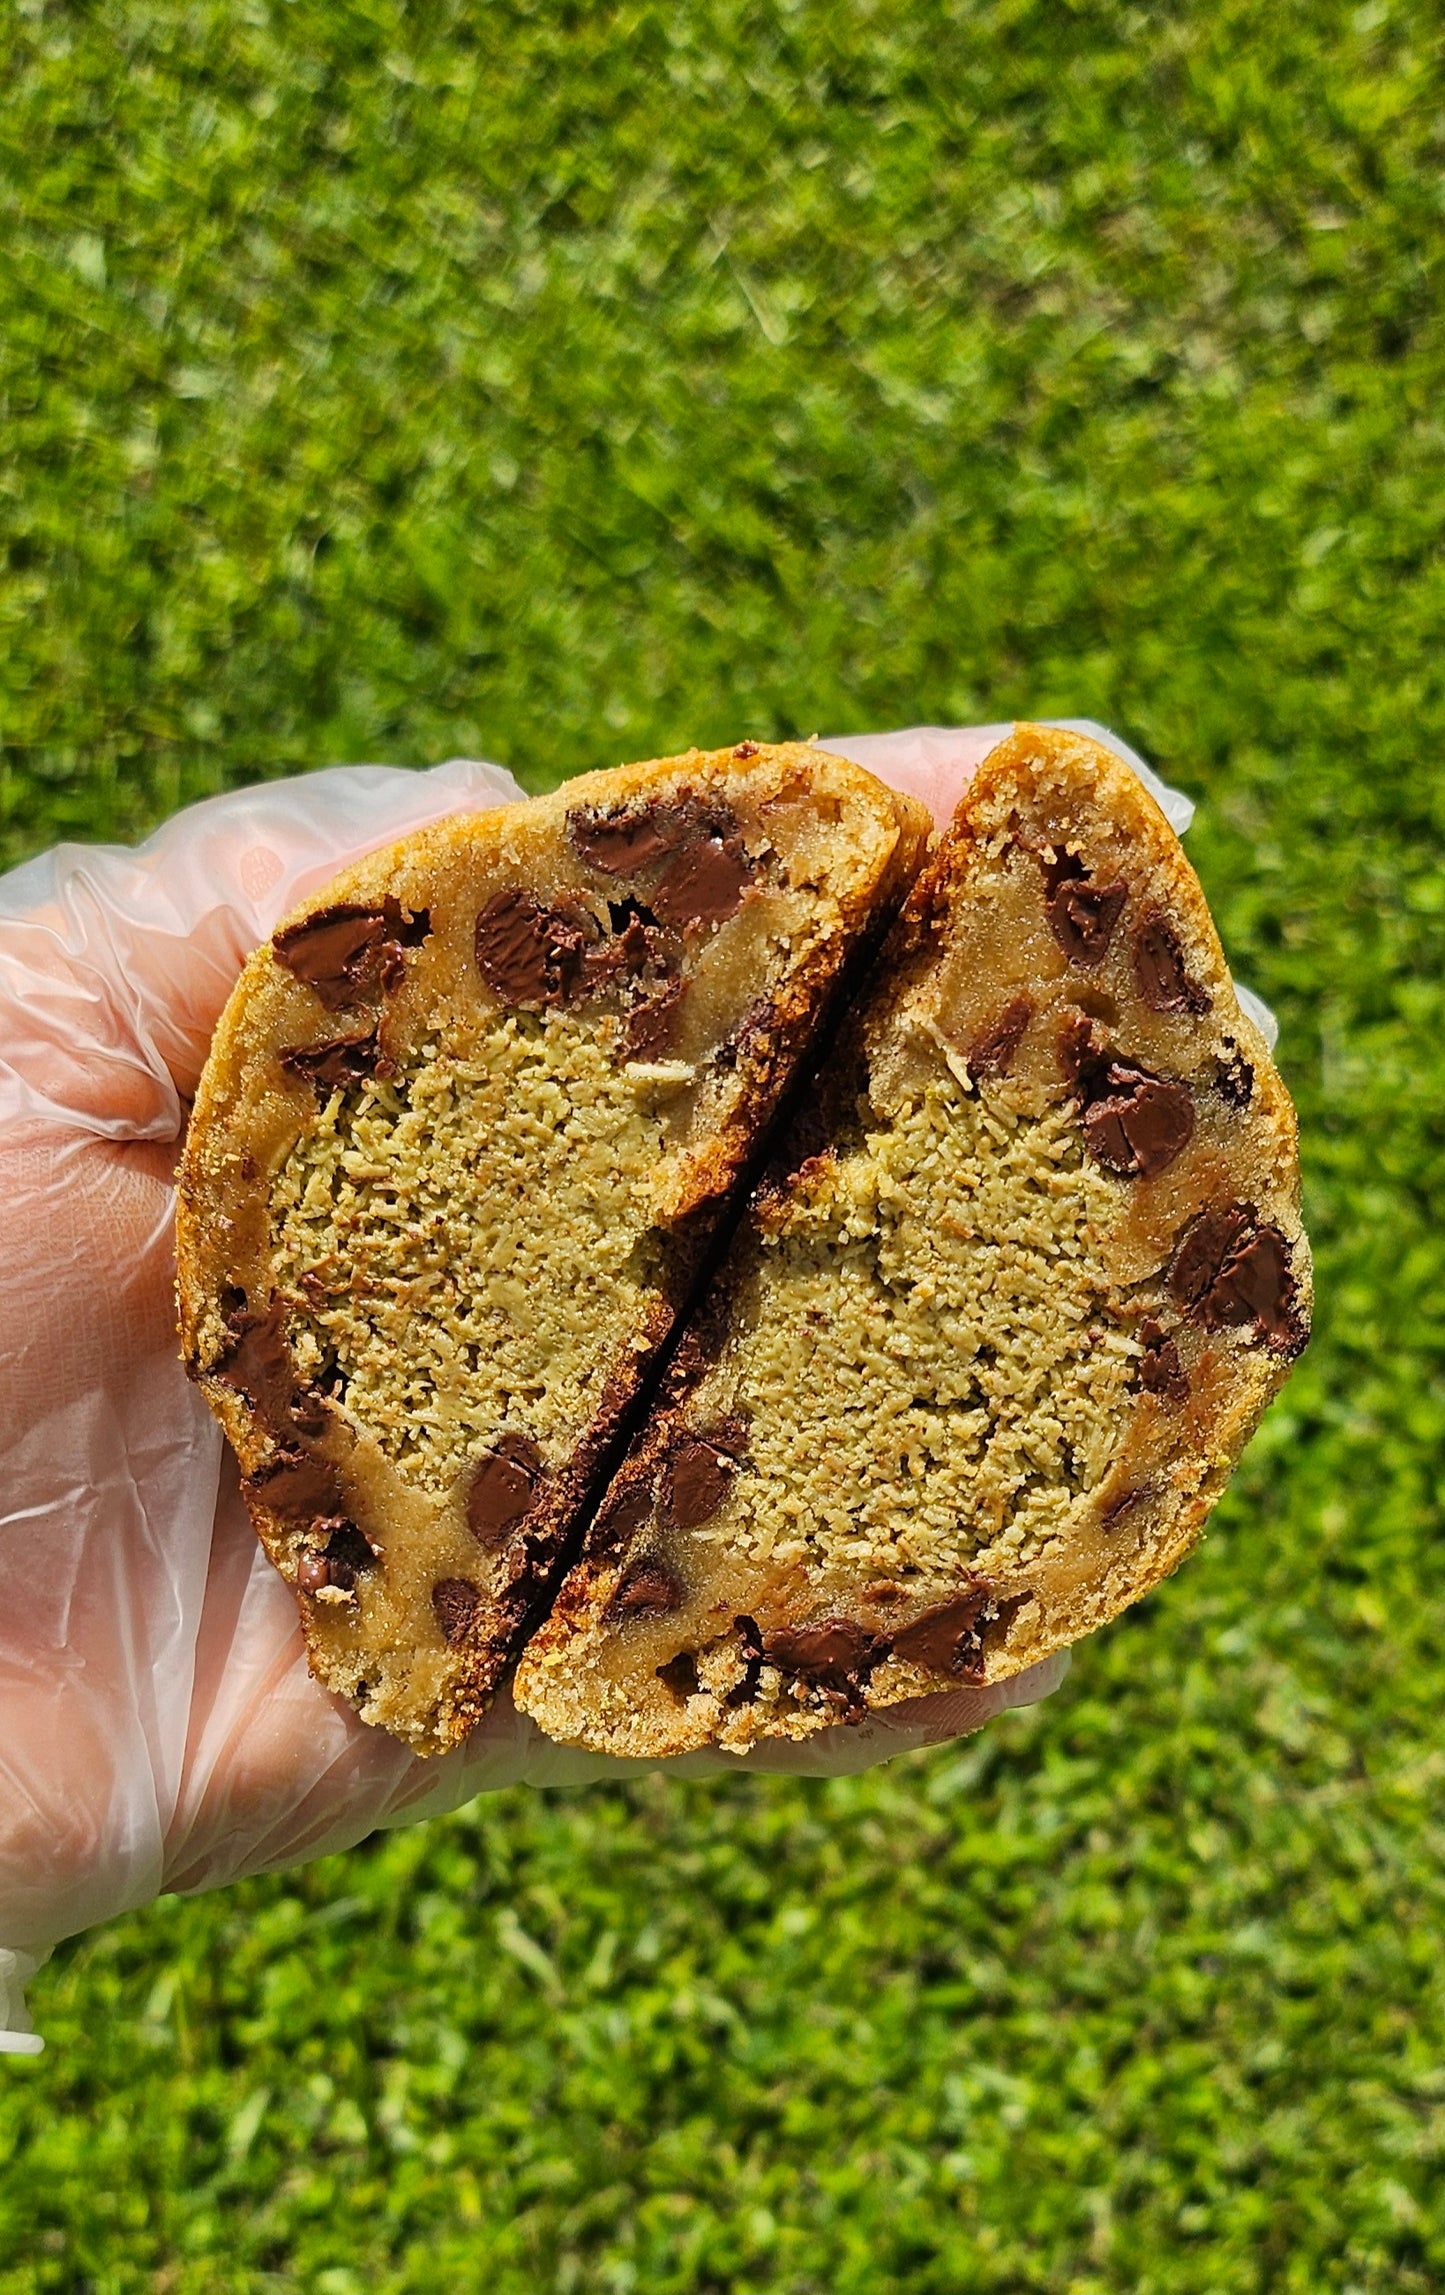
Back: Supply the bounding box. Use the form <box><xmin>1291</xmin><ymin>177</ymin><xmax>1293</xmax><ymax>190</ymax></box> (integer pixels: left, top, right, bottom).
<box><xmin>513</xmin><ymin>725</ymin><xmax>1311</xmax><ymax>1756</ymax></box>
<box><xmin>177</xmin><ymin>742</ymin><xmax>929</xmax><ymax>1753</ymax></box>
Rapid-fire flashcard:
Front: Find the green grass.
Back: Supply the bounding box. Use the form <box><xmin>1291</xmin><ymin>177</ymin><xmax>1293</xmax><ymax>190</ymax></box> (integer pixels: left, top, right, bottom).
<box><xmin>2</xmin><ymin>0</ymin><xmax>1444</xmax><ymax>2286</ymax></box>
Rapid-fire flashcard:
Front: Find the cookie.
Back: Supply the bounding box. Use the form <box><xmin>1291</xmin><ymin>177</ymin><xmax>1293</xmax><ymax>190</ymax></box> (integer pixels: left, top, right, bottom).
<box><xmin>513</xmin><ymin>725</ymin><xmax>1311</xmax><ymax>1755</ymax></box>
<box><xmin>176</xmin><ymin>742</ymin><xmax>929</xmax><ymax>1752</ymax></box>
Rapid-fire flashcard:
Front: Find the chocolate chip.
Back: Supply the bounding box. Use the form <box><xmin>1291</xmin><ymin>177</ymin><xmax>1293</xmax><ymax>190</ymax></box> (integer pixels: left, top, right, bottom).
<box><xmin>764</xmin><ymin>1616</ymin><xmax>887</xmax><ymax>1719</ymax></box>
<box><xmin>475</xmin><ymin>890</ymin><xmax>587</xmax><ymax>1007</ymax></box>
<box><xmin>607</xmin><ymin>1562</ymin><xmax>681</xmax><ymax>1623</ymax></box>
<box><xmin>1059</xmin><ymin>1016</ymin><xmax>1194</xmax><ymax>1178</ymax></box>
<box><xmin>587</xmin><ymin>1478</ymin><xmax>655</xmax><ymax>1558</ymax></box>
<box><xmin>273</xmin><ymin>900</ymin><xmax>430</xmax><ymax>1011</ymax></box>
<box><xmin>890</xmin><ymin>1588</ymin><xmax>994</xmax><ymax>1680</ymax></box>
<box><xmin>766</xmin><ymin>1618</ymin><xmax>882</xmax><ymax>1683</ymax></box>
<box><xmin>733</xmin><ymin>741</ymin><xmax>760</xmax><ymax>758</ymax></box>
<box><xmin>279</xmin><ymin>1030</ymin><xmax>387</xmax><ymax>1092</ymax></box>
<box><xmin>214</xmin><ymin>1300</ymin><xmax>329</xmax><ymax>1444</ymax></box>
<box><xmin>1169</xmin><ymin>1203</ymin><xmax>1306</xmax><ymax>1355</ymax></box>
<box><xmin>296</xmin><ymin>1552</ymin><xmax>333</xmax><ymax>1595</ymax></box>
<box><xmin>1137</xmin><ymin>1317</ymin><xmax>1189</xmax><ymax>1402</ymax></box>
<box><xmin>432</xmin><ymin>1576</ymin><xmax>482</xmax><ymax>1646</ymax></box>
<box><xmin>1170</xmin><ymin>1204</ymin><xmax>1248</xmax><ymax>1311</ymax></box>
<box><xmin>967</xmin><ymin>994</ymin><xmax>1034</xmax><ymax>1079</ymax></box>
<box><xmin>662</xmin><ymin>1433</ymin><xmax>744</xmax><ymax>1531</ymax></box>
<box><xmin>620</xmin><ymin>978</ymin><xmax>688</xmax><ymax>1060</ymax></box>
<box><xmin>568</xmin><ymin>800</ymin><xmax>685</xmax><ymax>877</ymax></box>
<box><xmin>244</xmin><ymin>1447</ymin><xmax>346</xmax><ymax>1520</ymax></box>
<box><xmin>1082</xmin><ymin>1067</ymin><xmax>1195</xmax><ymax>1179</ymax></box>
<box><xmin>1134</xmin><ymin>910</ymin><xmax>1210</xmax><ymax>1015</ymax></box>
<box><xmin>467</xmin><ymin>1434</ymin><xmax>545</xmax><ymax>1547</ymax></box>
<box><xmin>650</xmin><ymin>833</ymin><xmax>755</xmax><ymax>933</ymax></box>
<box><xmin>656</xmin><ymin>1650</ymin><xmax>700</xmax><ymax>1698</ymax></box>
<box><xmin>1046</xmin><ymin>872</ymin><xmax>1128</xmax><ymax>967</ymax></box>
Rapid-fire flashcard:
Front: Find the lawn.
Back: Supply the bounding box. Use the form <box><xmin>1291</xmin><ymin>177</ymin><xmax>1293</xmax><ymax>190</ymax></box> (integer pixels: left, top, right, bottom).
<box><xmin>2</xmin><ymin>1</ymin><xmax>1444</xmax><ymax>2288</ymax></box>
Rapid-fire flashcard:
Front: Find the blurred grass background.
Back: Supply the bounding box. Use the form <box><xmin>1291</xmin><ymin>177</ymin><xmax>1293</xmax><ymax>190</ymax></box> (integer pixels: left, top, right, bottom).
<box><xmin>1</xmin><ymin>1</ymin><xmax>1443</xmax><ymax>2287</ymax></box>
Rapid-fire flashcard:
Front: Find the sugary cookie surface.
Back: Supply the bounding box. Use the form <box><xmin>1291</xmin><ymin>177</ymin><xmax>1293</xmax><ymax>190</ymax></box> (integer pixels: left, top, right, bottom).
<box><xmin>177</xmin><ymin>743</ymin><xmax>927</xmax><ymax>1752</ymax></box>
<box><xmin>514</xmin><ymin>726</ymin><xmax>1311</xmax><ymax>1757</ymax></box>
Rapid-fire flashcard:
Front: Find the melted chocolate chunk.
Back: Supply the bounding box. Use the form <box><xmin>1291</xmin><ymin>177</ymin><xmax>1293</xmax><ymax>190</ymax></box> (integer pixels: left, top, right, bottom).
<box><xmin>1137</xmin><ymin>1316</ymin><xmax>1189</xmax><ymax>1402</ymax></box>
<box><xmin>475</xmin><ymin>890</ymin><xmax>587</xmax><ymax>1007</ymax></box>
<box><xmin>587</xmin><ymin>1478</ymin><xmax>656</xmax><ymax>1559</ymax></box>
<box><xmin>890</xmin><ymin>1588</ymin><xmax>994</xmax><ymax>1681</ymax></box>
<box><xmin>272</xmin><ymin>900</ymin><xmax>431</xmax><ymax>1011</ymax></box>
<box><xmin>568</xmin><ymin>800</ymin><xmax>685</xmax><ymax>877</ymax></box>
<box><xmin>432</xmin><ymin>1576</ymin><xmax>482</xmax><ymax>1647</ymax></box>
<box><xmin>1082</xmin><ymin>1067</ymin><xmax>1195</xmax><ymax>1179</ymax></box>
<box><xmin>213</xmin><ymin>1301</ymin><xmax>328</xmax><ymax>1443</ymax></box>
<box><xmin>245</xmin><ymin>1448</ymin><xmax>345</xmax><ymax>1521</ymax></box>
<box><xmin>656</xmin><ymin>1650</ymin><xmax>701</xmax><ymax>1698</ymax></box>
<box><xmin>1169</xmin><ymin>1203</ymin><xmax>1306</xmax><ymax>1355</ymax></box>
<box><xmin>650</xmin><ymin>832</ymin><xmax>755</xmax><ymax>933</ymax></box>
<box><xmin>468</xmin><ymin>1435</ymin><xmax>545</xmax><ymax>1547</ymax></box>
<box><xmin>1170</xmin><ymin>1204</ymin><xmax>1249</xmax><ymax>1310</ymax></box>
<box><xmin>607</xmin><ymin>1562</ymin><xmax>681</xmax><ymax>1623</ymax></box>
<box><xmin>766</xmin><ymin>1618</ymin><xmax>882</xmax><ymax>1684</ymax></box>
<box><xmin>279</xmin><ymin>1029</ymin><xmax>387</xmax><ymax>1092</ymax></box>
<box><xmin>967</xmin><ymin>994</ymin><xmax>1034</xmax><ymax>1079</ymax></box>
<box><xmin>662</xmin><ymin>1430</ymin><xmax>745</xmax><ymax>1531</ymax></box>
<box><xmin>621</xmin><ymin>978</ymin><xmax>688</xmax><ymax>1060</ymax></box>
<box><xmin>1134</xmin><ymin>911</ymin><xmax>1210</xmax><ymax>1015</ymax></box>
<box><xmin>1046</xmin><ymin>869</ymin><xmax>1128</xmax><ymax>967</ymax></box>
<box><xmin>1059</xmin><ymin>1016</ymin><xmax>1194</xmax><ymax>1179</ymax></box>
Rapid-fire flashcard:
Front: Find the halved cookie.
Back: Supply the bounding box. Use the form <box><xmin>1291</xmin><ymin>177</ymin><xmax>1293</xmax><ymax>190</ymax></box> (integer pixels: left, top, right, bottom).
<box><xmin>514</xmin><ymin>725</ymin><xmax>1311</xmax><ymax>1756</ymax></box>
<box><xmin>177</xmin><ymin>742</ymin><xmax>928</xmax><ymax>1752</ymax></box>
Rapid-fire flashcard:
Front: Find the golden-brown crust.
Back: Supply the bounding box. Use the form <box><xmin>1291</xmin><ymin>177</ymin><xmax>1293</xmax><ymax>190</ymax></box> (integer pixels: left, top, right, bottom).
<box><xmin>177</xmin><ymin>740</ymin><xmax>927</xmax><ymax>1752</ymax></box>
<box><xmin>514</xmin><ymin>725</ymin><xmax>1311</xmax><ymax>1757</ymax></box>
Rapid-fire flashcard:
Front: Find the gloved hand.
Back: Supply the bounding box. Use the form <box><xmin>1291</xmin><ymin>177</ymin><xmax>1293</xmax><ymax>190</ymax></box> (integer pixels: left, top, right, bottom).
<box><xmin>0</xmin><ymin>723</ymin><xmax>1193</xmax><ymax>2053</ymax></box>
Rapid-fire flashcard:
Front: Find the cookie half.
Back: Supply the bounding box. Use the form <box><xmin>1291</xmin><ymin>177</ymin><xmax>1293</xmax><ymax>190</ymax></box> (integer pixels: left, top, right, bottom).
<box><xmin>177</xmin><ymin>742</ymin><xmax>928</xmax><ymax>1752</ymax></box>
<box><xmin>513</xmin><ymin>725</ymin><xmax>1311</xmax><ymax>1756</ymax></box>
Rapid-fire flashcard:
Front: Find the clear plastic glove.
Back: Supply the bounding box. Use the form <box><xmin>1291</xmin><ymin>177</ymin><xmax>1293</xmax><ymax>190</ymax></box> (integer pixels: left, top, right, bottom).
<box><xmin>0</xmin><ymin>723</ymin><xmax>1197</xmax><ymax>2054</ymax></box>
